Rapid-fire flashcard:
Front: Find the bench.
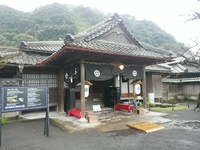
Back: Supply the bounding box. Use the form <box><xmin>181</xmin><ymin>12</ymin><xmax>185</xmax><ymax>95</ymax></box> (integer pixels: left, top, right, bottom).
<box><xmin>114</xmin><ymin>103</ymin><xmax>134</xmax><ymax>112</ymax></box>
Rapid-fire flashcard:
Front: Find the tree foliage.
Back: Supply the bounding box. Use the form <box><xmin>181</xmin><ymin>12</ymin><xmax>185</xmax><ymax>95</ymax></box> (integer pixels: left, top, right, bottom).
<box><xmin>121</xmin><ymin>15</ymin><xmax>183</xmax><ymax>52</ymax></box>
<box><xmin>0</xmin><ymin>3</ymin><xmax>184</xmax><ymax>52</ymax></box>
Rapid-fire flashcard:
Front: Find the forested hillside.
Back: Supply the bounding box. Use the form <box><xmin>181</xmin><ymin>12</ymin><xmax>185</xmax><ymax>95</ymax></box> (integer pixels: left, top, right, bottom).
<box><xmin>0</xmin><ymin>3</ymin><xmax>184</xmax><ymax>52</ymax></box>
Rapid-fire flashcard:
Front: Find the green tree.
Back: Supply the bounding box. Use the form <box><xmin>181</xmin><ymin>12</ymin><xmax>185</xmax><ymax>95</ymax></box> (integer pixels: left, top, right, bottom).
<box><xmin>0</xmin><ymin>3</ymin><xmax>187</xmax><ymax>53</ymax></box>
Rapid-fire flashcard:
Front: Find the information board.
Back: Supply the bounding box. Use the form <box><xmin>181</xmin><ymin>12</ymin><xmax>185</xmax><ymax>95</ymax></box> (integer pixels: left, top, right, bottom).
<box><xmin>1</xmin><ymin>86</ymin><xmax>48</xmax><ymax>112</ymax></box>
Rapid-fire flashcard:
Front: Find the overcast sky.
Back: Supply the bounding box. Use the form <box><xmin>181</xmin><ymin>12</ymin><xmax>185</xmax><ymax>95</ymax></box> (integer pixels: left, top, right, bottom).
<box><xmin>1</xmin><ymin>0</ymin><xmax>200</xmax><ymax>51</ymax></box>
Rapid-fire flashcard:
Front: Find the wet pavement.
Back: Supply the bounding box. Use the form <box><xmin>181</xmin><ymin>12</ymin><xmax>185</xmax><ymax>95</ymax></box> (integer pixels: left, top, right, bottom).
<box><xmin>161</xmin><ymin>103</ymin><xmax>200</xmax><ymax>130</ymax></box>
<box><xmin>3</xmin><ymin>105</ymin><xmax>171</xmax><ymax>133</ymax></box>
<box><xmin>164</xmin><ymin>120</ymin><xmax>200</xmax><ymax>130</ymax></box>
<box><xmin>1</xmin><ymin>102</ymin><xmax>200</xmax><ymax>150</ymax></box>
<box><xmin>47</xmin><ymin>108</ymin><xmax>171</xmax><ymax>133</ymax></box>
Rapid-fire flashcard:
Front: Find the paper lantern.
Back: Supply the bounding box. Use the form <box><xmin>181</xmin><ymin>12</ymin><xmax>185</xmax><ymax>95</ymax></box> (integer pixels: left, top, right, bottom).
<box><xmin>134</xmin><ymin>84</ymin><xmax>141</xmax><ymax>95</ymax></box>
<box><xmin>76</xmin><ymin>80</ymin><xmax>93</xmax><ymax>98</ymax></box>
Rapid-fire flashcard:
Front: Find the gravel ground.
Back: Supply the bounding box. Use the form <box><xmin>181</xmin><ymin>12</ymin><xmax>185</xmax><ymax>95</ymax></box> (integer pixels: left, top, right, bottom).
<box><xmin>1</xmin><ymin>103</ymin><xmax>199</xmax><ymax>150</ymax></box>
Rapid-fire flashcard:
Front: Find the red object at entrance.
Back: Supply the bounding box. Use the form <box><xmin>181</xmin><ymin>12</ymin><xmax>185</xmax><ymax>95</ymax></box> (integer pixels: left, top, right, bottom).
<box><xmin>68</xmin><ymin>108</ymin><xmax>85</xmax><ymax>119</ymax></box>
<box><xmin>114</xmin><ymin>103</ymin><xmax>134</xmax><ymax>112</ymax></box>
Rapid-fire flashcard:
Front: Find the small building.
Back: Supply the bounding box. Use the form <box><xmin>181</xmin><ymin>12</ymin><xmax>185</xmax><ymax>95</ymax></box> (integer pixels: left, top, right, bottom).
<box><xmin>0</xmin><ymin>14</ymin><xmax>172</xmax><ymax>117</ymax></box>
<box><xmin>145</xmin><ymin>63</ymin><xmax>171</xmax><ymax>101</ymax></box>
<box><xmin>37</xmin><ymin>14</ymin><xmax>172</xmax><ymax>116</ymax></box>
<box><xmin>161</xmin><ymin>56</ymin><xmax>200</xmax><ymax>101</ymax></box>
<box><xmin>0</xmin><ymin>43</ymin><xmax>63</xmax><ymax>110</ymax></box>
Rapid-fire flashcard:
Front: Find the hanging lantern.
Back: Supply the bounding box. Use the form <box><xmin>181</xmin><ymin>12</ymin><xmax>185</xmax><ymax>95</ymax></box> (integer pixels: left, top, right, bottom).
<box><xmin>76</xmin><ymin>80</ymin><xmax>93</xmax><ymax>98</ymax></box>
<box><xmin>84</xmin><ymin>85</ymin><xmax>90</xmax><ymax>97</ymax></box>
<box><xmin>134</xmin><ymin>84</ymin><xmax>141</xmax><ymax>95</ymax></box>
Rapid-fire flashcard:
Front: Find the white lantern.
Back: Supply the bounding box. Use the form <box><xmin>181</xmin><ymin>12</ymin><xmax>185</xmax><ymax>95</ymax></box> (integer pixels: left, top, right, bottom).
<box><xmin>77</xmin><ymin>81</ymin><xmax>93</xmax><ymax>98</ymax></box>
<box><xmin>85</xmin><ymin>85</ymin><xmax>90</xmax><ymax>97</ymax></box>
<box><xmin>134</xmin><ymin>84</ymin><xmax>141</xmax><ymax>95</ymax></box>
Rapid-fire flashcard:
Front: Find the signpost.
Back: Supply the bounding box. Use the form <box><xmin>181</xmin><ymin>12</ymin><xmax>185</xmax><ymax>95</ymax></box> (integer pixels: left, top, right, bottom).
<box><xmin>0</xmin><ymin>79</ymin><xmax>49</xmax><ymax>147</ymax></box>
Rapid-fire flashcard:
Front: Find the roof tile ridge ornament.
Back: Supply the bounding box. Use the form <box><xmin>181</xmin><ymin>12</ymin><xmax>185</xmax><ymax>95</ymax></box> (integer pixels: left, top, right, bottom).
<box><xmin>111</xmin><ymin>13</ymin><xmax>122</xmax><ymax>21</ymax></box>
<box><xmin>64</xmin><ymin>33</ymin><xmax>75</xmax><ymax>45</ymax></box>
<box><xmin>20</xmin><ymin>41</ymin><xmax>27</xmax><ymax>49</ymax></box>
<box><xmin>20</xmin><ymin>41</ymin><xmax>64</xmax><ymax>49</ymax></box>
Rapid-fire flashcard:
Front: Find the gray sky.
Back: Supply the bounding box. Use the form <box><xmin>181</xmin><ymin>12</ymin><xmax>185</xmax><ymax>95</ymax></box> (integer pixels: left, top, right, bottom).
<box><xmin>1</xmin><ymin>0</ymin><xmax>200</xmax><ymax>51</ymax></box>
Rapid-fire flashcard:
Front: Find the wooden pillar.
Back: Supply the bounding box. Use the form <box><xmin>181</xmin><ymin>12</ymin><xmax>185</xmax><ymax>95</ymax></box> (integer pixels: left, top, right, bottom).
<box><xmin>167</xmin><ymin>83</ymin><xmax>169</xmax><ymax>101</ymax></box>
<box><xmin>142</xmin><ymin>65</ymin><xmax>147</xmax><ymax>109</ymax></box>
<box><xmin>58</xmin><ymin>68</ymin><xmax>64</xmax><ymax>112</ymax></box>
<box><xmin>80</xmin><ymin>60</ymin><xmax>86</xmax><ymax>119</ymax></box>
<box><xmin>127</xmin><ymin>80</ymin><xmax>130</xmax><ymax>97</ymax></box>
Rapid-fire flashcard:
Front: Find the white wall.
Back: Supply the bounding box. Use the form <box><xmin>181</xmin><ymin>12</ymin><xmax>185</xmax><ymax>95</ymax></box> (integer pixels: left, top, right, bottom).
<box><xmin>120</xmin><ymin>79</ymin><xmax>134</xmax><ymax>95</ymax></box>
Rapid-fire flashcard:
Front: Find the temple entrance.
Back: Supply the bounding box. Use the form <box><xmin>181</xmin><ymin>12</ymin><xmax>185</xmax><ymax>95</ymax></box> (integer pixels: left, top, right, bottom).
<box><xmin>75</xmin><ymin>78</ymin><xmax>116</xmax><ymax>111</ymax></box>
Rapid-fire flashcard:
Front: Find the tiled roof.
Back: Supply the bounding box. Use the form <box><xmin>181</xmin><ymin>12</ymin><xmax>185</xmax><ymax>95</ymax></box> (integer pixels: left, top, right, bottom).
<box><xmin>73</xmin><ymin>14</ymin><xmax>142</xmax><ymax>47</ymax></box>
<box><xmin>0</xmin><ymin>47</ymin><xmax>50</xmax><ymax>66</ymax></box>
<box><xmin>145</xmin><ymin>64</ymin><xmax>171</xmax><ymax>73</ymax></box>
<box><xmin>0</xmin><ymin>48</ymin><xmax>21</xmax><ymax>67</ymax></box>
<box><xmin>162</xmin><ymin>77</ymin><xmax>200</xmax><ymax>83</ymax></box>
<box><xmin>0</xmin><ymin>47</ymin><xmax>19</xmax><ymax>58</ymax></box>
<box><xmin>0</xmin><ymin>41</ymin><xmax>64</xmax><ymax>67</ymax></box>
<box><xmin>142</xmin><ymin>45</ymin><xmax>171</xmax><ymax>56</ymax></box>
<box><xmin>67</xmin><ymin>40</ymin><xmax>170</xmax><ymax>58</ymax></box>
<box><xmin>147</xmin><ymin>55</ymin><xmax>200</xmax><ymax>74</ymax></box>
<box><xmin>71</xmin><ymin>14</ymin><xmax>171</xmax><ymax>58</ymax></box>
<box><xmin>6</xmin><ymin>52</ymin><xmax>49</xmax><ymax>65</ymax></box>
<box><xmin>10</xmin><ymin>13</ymin><xmax>172</xmax><ymax>67</ymax></box>
<box><xmin>162</xmin><ymin>56</ymin><xmax>200</xmax><ymax>73</ymax></box>
<box><xmin>170</xmin><ymin>63</ymin><xmax>200</xmax><ymax>73</ymax></box>
<box><xmin>61</xmin><ymin>13</ymin><xmax>171</xmax><ymax>60</ymax></box>
<box><xmin>20</xmin><ymin>41</ymin><xmax>64</xmax><ymax>53</ymax></box>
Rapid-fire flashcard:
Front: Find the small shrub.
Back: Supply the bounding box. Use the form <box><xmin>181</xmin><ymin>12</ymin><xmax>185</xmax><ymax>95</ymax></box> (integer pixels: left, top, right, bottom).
<box><xmin>139</xmin><ymin>102</ymin><xmax>143</xmax><ymax>107</ymax></box>
<box><xmin>183</xmin><ymin>97</ymin><xmax>189</xmax><ymax>102</ymax></box>
<box><xmin>1</xmin><ymin>117</ymin><xmax>6</xmax><ymax>125</ymax></box>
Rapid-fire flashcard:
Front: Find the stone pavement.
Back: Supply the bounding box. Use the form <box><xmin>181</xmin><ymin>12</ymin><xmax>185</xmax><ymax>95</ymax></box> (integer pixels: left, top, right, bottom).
<box><xmin>13</xmin><ymin>108</ymin><xmax>171</xmax><ymax>133</ymax></box>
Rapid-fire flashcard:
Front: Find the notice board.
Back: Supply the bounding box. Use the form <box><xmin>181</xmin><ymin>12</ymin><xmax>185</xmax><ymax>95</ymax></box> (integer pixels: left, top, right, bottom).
<box><xmin>1</xmin><ymin>86</ymin><xmax>48</xmax><ymax>112</ymax></box>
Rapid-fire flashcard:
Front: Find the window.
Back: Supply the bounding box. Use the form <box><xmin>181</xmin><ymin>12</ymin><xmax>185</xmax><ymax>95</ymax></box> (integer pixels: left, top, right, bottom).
<box><xmin>22</xmin><ymin>74</ymin><xmax>58</xmax><ymax>88</ymax></box>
